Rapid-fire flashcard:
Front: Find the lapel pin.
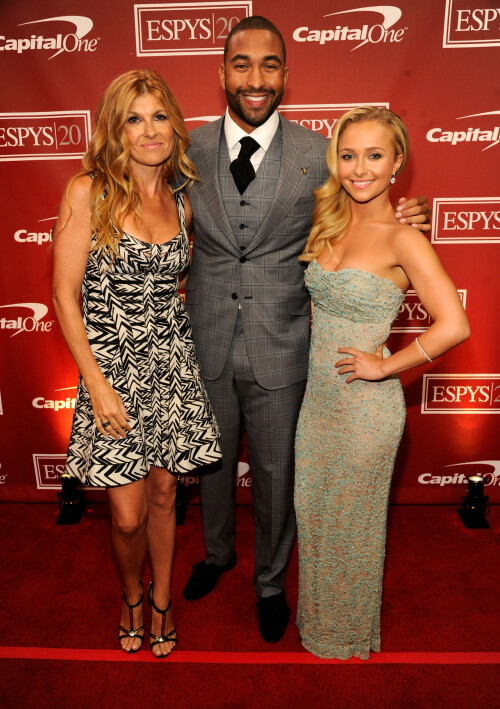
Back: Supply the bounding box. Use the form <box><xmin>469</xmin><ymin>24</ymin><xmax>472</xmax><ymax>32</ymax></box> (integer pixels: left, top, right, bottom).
<box><xmin>301</xmin><ymin>165</ymin><xmax>309</xmax><ymax>174</ymax></box>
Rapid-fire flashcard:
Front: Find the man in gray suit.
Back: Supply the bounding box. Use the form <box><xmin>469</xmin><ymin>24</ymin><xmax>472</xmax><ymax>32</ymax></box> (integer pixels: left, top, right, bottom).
<box><xmin>183</xmin><ymin>16</ymin><xmax>429</xmax><ymax>642</ymax></box>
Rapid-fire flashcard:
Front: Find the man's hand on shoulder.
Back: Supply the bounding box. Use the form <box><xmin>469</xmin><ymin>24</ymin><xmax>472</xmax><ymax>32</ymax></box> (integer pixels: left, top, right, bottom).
<box><xmin>395</xmin><ymin>196</ymin><xmax>431</xmax><ymax>234</ymax></box>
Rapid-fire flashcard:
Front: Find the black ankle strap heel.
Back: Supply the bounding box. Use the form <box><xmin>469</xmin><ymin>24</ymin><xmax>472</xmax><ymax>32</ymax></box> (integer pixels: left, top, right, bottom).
<box><xmin>118</xmin><ymin>579</ymin><xmax>144</xmax><ymax>653</ymax></box>
<box><xmin>148</xmin><ymin>582</ymin><xmax>177</xmax><ymax>658</ymax></box>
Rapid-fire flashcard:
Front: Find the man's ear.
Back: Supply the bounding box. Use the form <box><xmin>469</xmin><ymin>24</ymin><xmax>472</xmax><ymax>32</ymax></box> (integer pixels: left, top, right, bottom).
<box><xmin>219</xmin><ymin>63</ymin><xmax>225</xmax><ymax>90</ymax></box>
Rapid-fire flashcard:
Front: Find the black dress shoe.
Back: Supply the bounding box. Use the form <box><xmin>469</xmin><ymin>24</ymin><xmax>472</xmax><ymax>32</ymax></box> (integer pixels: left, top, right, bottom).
<box><xmin>183</xmin><ymin>551</ymin><xmax>237</xmax><ymax>601</ymax></box>
<box><xmin>257</xmin><ymin>591</ymin><xmax>290</xmax><ymax>643</ymax></box>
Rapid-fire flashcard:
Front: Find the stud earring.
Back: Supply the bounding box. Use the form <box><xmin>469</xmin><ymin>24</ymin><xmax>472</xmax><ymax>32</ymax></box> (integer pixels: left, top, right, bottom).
<box><xmin>390</xmin><ymin>174</ymin><xmax>396</xmax><ymax>184</ymax></box>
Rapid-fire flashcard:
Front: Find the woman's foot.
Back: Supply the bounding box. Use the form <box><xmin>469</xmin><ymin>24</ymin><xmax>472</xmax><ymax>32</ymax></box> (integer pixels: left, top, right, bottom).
<box><xmin>118</xmin><ymin>580</ymin><xmax>144</xmax><ymax>653</ymax></box>
<box><xmin>148</xmin><ymin>583</ymin><xmax>177</xmax><ymax>658</ymax></box>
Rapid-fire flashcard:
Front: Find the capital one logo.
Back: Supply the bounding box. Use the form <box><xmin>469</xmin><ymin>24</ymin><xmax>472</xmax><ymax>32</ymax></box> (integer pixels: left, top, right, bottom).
<box><xmin>33</xmin><ymin>386</ymin><xmax>77</xmax><ymax>412</ymax></box>
<box><xmin>432</xmin><ymin>197</ymin><xmax>500</xmax><ymax>244</ymax></box>
<box><xmin>0</xmin><ymin>111</ymin><xmax>91</xmax><ymax>162</ymax></box>
<box><xmin>293</xmin><ymin>5</ymin><xmax>406</xmax><ymax>50</ymax></box>
<box><xmin>236</xmin><ymin>461</ymin><xmax>252</xmax><ymax>487</ymax></box>
<box><xmin>0</xmin><ymin>16</ymin><xmax>100</xmax><ymax>59</ymax></box>
<box><xmin>186</xmin><ymin>103</ymin><xmax>390</xmax><ymax>138</ymax></box>
<box><xmin>14</xmin><ymin>217</ymin><xmax>56</xmax><ymax>246</ymax></box>
<box><xmin>421</xmin><ymin>374</ymin><xmax>500</xmax><ymax>414</ymax></box>
<box><xmin>135</xmin><ymin>2</ymin><xmax>252</xmax><ymax>57</ymax></box>
<box><xmin>426</xmin><ymin>110</ymin><xmax>500</xmax><ymax>152</ymax></box>
<box><xmin>419</xmin><ymin>460</ymin><xmax>500</xmax><ymax>487</ymax></box>
<box><xmin>391</xmin><ymin>289</ymin><xmax>466</xmax><ymax>333</ymax></box>
<box><xmin>0</xmin><ymin>303</ymin><xmax>53</xmax><ymax>337</ymax></box>
<box><xmin>443</xmin><ymin>1</ymin><xmax>500</xmax><ymax>48</ymax></box>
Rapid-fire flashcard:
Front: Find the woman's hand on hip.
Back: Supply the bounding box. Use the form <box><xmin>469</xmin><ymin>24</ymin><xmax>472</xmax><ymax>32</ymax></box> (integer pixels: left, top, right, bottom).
<box><xmin>335</xmin><ymin>344</ymin><xmax>386</xmax><ymax>383</ymax></box>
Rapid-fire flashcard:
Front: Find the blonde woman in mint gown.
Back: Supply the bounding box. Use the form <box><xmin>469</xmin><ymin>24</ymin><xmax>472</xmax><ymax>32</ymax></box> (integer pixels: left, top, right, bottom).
<box><xmin>294</xmin><ymin>106</ymin><xmax>469</xmax><ymax>660</ymax></box>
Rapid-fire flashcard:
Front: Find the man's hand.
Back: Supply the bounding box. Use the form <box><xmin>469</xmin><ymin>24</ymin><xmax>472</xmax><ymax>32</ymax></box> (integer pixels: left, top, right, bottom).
<box><xmin>395</xmin><ymin>196</ymin><xmax>431</xmax><ymax>233</ymax></box>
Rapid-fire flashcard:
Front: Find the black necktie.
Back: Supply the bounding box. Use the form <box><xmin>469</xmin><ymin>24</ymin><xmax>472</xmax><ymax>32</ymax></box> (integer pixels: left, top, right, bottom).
<box><xmin>230</xmin><ymin>137</ymin><xmax>260</xmax><ymax>194</ymax></box>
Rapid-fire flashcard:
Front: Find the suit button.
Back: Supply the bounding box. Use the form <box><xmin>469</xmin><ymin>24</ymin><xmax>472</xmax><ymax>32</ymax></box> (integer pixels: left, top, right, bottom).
<box><xmin>231</xmin><ymin>293</ymin><xmax>238</xmax><ymax>300</ymax></box>
<box><xmin>240</xmin><ymin>200</ymin><xmax>247</xmax><ymax>206</ymax></box>
<box><xmin>239</xmin><ymin>223</ymin><xmax>247</xmax><ymax>229</ymax></box>
<box><xmin>239</xmin><ymin>256</ymin><xmax>247</xmax><ymax>263</ymax></box>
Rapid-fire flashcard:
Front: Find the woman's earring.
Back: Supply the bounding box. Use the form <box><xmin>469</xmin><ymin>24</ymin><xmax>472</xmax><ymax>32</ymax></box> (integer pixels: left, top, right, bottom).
<box><xmin>390</xmin><ymin>174</ymin><xmax>396</xmax><ymax>184</ymax></box>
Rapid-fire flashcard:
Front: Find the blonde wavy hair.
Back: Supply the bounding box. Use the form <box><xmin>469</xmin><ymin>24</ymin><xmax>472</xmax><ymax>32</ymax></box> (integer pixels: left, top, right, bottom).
<box><xmin>66</xmin><ymin>69</ymin><xmax>197</xmax><ymax>257</ymax></box>
<box><xmin>300</xmin><ymin>106</ymin><xmax>409</xmax><ymax>262</ymax></box>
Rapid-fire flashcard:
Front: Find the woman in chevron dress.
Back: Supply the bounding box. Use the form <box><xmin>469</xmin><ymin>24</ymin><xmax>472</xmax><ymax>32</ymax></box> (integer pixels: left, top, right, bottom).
<box><xmin>53</xmin><ymin>70</ymin><xmax>221</xmax><ymax>658</ymax></box>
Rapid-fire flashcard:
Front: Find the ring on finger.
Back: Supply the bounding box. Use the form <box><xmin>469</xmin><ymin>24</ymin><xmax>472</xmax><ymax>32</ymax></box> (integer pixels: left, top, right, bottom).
<box><xmin>102</xmin><ymin>420</ymin><xmax>111</xmax><ymax>427</ymax></box>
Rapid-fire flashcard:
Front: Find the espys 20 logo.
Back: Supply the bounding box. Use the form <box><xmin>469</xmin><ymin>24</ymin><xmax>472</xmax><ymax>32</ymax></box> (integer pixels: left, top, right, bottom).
<box><xmin>0</xmin><ymin>16</ymin><xmax>100</xmax><ymax>59</ymax></box>
<box><xmin>293</xmin><ymin>5</ymin><xmax>406</xmax><ymax>50</ymax></box>
<box><xmin>443</xmin><ymin>1</ymin><xmax>500</xmax><ymax>48</ymax></box>
<box><xmin>432</xmin><ymin>197</ymin><xmax>500</xmax><ymax>244</ymax></box>
<box><xmin>0</xmin><ymin>111</ymin><xmax>91</xmax><ymax>162</ymax></box>
<box><xmin>422</xmin><ymin>374</ymin><xmax>500</xmax><ymax>414</ymax></box>
<box><xmin>135</xmin><ymin>2</ymin><xmax>252</xmax><ymax>57</ymax></box>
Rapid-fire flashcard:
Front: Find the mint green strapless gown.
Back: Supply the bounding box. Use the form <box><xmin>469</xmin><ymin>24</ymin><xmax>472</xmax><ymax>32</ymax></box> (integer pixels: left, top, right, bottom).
<box><xmin>295</xmin><ymin>260</ymin><xmax>406</xmax><ymax>660</ymax></box>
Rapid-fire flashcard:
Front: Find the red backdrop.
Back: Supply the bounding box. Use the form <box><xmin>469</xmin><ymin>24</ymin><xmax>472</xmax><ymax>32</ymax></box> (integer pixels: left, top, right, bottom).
<box><xmin>1</xmin><ymin>0</ymin><xmax>499</xmax><ymax>504</ymax></box>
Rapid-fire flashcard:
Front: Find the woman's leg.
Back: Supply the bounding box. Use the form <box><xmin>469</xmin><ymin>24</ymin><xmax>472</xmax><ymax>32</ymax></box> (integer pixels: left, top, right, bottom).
<box><xmin>146</xmin><ymin>466</ymin><xmax>177</xmax><ymax>656</ymax></box>
<box><xmin>108</xmin><ymin>479</ymin><xmax>148</xmax><ymax>652</ymax></box>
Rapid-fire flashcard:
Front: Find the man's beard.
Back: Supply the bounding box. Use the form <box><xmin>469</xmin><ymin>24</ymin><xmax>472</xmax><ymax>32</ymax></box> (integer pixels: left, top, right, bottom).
<box><xmin>225</xmin><ymin>88</ymin><xmax>284</xmax><ymax>128</ymax></box>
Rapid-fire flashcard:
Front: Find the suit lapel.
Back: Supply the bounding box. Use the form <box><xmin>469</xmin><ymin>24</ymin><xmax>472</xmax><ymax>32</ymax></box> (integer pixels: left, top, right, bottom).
<box><xmin>245</xmin><ymin>118</ymin><xmax>311</xmax><ymax>254</ymax></box>
<box><xmin>193</xmin><ymin>119</ymin><xmax>240</xmax><ymax>252</ymax></box>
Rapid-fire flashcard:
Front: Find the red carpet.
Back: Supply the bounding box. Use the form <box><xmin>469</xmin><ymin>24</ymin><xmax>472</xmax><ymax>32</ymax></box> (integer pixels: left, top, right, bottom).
<box><xmin>1</xmin><ymin>503</ymin><xmax>498</xmax><ymax>707</ymax></box>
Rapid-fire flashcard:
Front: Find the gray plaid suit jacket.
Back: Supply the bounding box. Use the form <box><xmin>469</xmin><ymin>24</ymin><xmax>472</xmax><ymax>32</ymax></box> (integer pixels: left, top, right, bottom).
<box><xmin>185</xmin><ymin>116</ymin><xmax>329</xmax><ymax>390</ymax></box>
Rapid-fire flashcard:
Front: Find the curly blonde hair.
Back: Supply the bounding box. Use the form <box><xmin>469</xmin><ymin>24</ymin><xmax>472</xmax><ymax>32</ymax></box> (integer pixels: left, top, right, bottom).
<box><xmin>66</xmin><ymin>69</ymin><xmax>197</xmax><ymax>257</ymax></box>
<box><xmin>300</xmin><ymin>106</ymin><xmax>409</xmax><ymax>262</ymax></box>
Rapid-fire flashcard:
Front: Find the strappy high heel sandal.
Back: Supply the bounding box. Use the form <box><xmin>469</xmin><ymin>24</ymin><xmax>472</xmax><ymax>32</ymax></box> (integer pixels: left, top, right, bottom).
<box><xmin>118</xmin><ymin>579</ymin><xmax>144</xmax><ymax>653</ymax></box>
<box><xmin>148</xmin><ymin>582</ymin><xmax>177</xmax><ymax>658</ymax></box>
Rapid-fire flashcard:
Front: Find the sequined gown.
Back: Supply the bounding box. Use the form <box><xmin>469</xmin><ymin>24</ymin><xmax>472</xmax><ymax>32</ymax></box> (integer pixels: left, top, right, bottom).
<box><xmin>295</xmin><ymin>261</ymin><xmax>406</xmax><ymax>660</ymax></box>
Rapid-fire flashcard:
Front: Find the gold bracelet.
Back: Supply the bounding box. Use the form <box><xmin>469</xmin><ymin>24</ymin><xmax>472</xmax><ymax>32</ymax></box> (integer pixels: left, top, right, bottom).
<box><xmin>415</xmin><ymin>337</ymin><xmax>432</xmax><ymax>363</ymax></box>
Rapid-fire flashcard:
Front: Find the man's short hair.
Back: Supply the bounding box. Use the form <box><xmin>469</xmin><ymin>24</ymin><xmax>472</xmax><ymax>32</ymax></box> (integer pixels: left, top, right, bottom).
<box><xmin>224</xmin><ymin>16</ymin><xmax>286</xmax><ymax>62</ymax></box>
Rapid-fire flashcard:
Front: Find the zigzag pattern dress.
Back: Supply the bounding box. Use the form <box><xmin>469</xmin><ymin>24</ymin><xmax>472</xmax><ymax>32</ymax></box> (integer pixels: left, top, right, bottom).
<box><xmin>65</xmin><ymin>191</ymin><xmax>221</xmax><ymax>487</ymax></box>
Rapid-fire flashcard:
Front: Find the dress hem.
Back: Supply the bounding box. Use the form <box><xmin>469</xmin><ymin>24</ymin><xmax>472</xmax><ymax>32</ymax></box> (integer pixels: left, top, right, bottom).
<box><xmin>298</xmin><ymin>627</ymin><xmax>380</xmax><ymax>661</ymax></box>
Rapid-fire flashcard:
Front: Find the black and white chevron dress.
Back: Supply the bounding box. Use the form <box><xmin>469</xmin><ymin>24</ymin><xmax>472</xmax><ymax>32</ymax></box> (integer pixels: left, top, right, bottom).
<box><xmin>65</xmin><ymin>191</ymin><xmax>221</xmax><ymax>487</ymax></box>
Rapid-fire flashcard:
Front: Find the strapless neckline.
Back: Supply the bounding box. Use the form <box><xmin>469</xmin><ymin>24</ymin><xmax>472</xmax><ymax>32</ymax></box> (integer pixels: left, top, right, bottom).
<box><xmin>312</xmin><ymin>259</ymin><xmax>404</xmax><ymax>295</ymax></box>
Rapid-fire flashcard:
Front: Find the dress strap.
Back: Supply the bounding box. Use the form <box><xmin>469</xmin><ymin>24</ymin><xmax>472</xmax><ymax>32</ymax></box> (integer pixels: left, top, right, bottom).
<box><xmin>174</xmin><ymin>190</ymin><xmax>187</xmax><ymax>237</ymax></box>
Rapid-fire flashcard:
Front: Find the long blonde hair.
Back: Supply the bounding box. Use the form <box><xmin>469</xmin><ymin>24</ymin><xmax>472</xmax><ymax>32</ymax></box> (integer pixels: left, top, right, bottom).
<box><xmin>66</xmin><ymin>69</ymin><xmax>197</xmax><ymax>257</ymax></box>
<box><xmin>300</xmin><ymin>106</ymin><xmax>409</xmax><ymax>262</ymax></box>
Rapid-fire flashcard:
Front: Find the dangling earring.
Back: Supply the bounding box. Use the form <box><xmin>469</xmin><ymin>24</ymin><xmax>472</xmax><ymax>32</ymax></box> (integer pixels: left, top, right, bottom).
<box><xmin>390</xmin><ymin>174</ymin><xmax>396</xmax><ymax>184</ymax></box>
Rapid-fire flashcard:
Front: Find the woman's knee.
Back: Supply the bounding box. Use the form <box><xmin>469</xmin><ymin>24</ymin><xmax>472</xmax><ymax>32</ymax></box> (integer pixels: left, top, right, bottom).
<box><xmin>148</xmin><ymin>472</ymin><xmax>177</xmax><ymax>510</ymax></box>
<box><xmin>112</xmin><ymin>513</ymin><xmax>147</xmax><ymax>539</ymax></box>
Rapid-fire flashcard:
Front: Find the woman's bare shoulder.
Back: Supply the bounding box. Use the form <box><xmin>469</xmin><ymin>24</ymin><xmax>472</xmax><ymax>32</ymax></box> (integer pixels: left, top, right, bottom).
<box><xmin>66</xmin><ymin>174</ymin><xmax>93</xmax><ymax>203</ymax></box>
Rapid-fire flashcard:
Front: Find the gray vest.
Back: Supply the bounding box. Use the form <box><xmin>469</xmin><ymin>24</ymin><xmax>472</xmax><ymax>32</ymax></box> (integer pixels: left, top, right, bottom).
<box><xmin>218</xmin><ymin>128</ymin><xmax>283</xmax><ymax>251</ymax></box>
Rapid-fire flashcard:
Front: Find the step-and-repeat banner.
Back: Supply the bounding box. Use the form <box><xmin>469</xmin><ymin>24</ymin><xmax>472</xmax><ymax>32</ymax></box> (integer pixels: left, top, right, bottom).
<box><xmin>1</xmin><ymin>1</ymin><xmax>499</xmax><ymax>504</ymax></box>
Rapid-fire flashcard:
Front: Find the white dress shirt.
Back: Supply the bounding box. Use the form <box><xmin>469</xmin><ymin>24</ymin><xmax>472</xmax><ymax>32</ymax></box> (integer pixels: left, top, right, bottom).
<box><xmin>224</xmin><ymin>108</ymin><xmax>280</xmax><ymax>172</ymax></box>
